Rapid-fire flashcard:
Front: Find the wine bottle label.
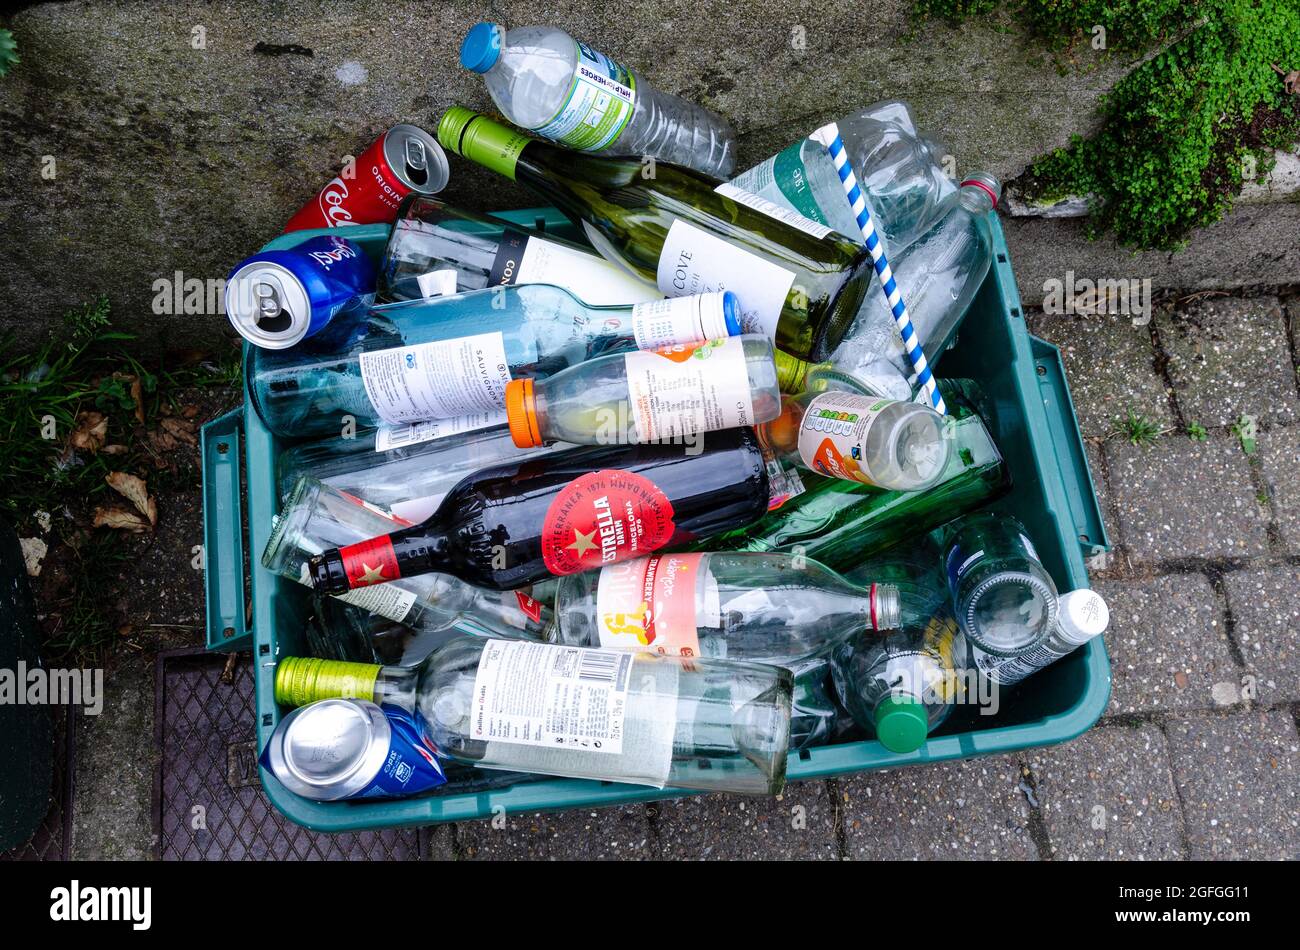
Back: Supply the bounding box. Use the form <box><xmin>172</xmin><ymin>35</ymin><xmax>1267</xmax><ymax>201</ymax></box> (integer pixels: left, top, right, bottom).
<box><xmin>358</xmin><ymin>331</ymin><xmax>512</xmax><ymax>424</ymax></box>
<box><xmin>541</xmin><ymin>469</ymin><xmax>676</xmax><ymax>576</ymax></box>
<box><xmin>656</xmin><ymin>220</ymin><xmax>794</xmax><ymax>340</ymax></box>
<box><xmin>373</xmin><ymin>410</ymin><xmax>508</xmax><ymax>452</ymax></box>
<box><xmin>594</xmin><ymin>553</ymin><xmax>713</xmax><ymax>656</ymax></box>
<box><xmin>795</xmin><ymin>392</ymin><xmax>896</xmax><ymax>485</ymax></box>
<box><xmin>631</xmin><ymin>295</ymin><xmax>722</xmax><ymax>350</ymax></box>
<box><xmin>715</xmin><ymin>182</ymin><xmax>835</xmax><ymax>239</ymax></box>
<box><xmin>534</xmin><ymin>41</ymin><xmax>636</xmax><ymax>152</ymax></box>
<box><xmin>338</xmin><ymin>535</ymin><xmax>401</xmax><ymax>588</ymax></box>
<box><xmin>492</xmin><ymin>232</ymin><xmax>660</xmax><ymax>306</ymax></box>
<box><xmin>470</xmin><ymin>640</ymin><xmax>635</xmax><ymax>755</ymax></box>
<box><xmin>623</xmin><ymin>338</ymin><xmax>755</xmax><ymax>443</ymax></box>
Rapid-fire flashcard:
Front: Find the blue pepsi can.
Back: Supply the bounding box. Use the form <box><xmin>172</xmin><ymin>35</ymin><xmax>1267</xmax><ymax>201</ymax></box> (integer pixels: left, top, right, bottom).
<box><xmin>226</xmin><ymin>235</ymin><xmax>376</xmax><ymax>350</ymax></box>
<box><xmin>260</xmin><ymin>698</ymin><xmax>446</xmax><ymax>801</ymax></box>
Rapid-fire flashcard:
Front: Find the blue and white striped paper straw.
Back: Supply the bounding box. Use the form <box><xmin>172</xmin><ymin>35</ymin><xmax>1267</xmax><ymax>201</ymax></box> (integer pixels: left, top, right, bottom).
<box><xmin>810</xmin><ymin>123</ymin><xmax>946</xmax><ymax>415</ymax></box>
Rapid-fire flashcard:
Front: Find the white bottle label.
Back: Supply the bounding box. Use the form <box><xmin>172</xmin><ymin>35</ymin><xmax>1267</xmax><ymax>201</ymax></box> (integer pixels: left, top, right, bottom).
<box><xmin>715</xmin><ymin>182</ymin><xmax>835</xmax><ymax>239</ymax></box>
<box><xmin>516</xmin><ymin>237</ymin><xmax>660</xmax><ymax>306</ymax></box>
<box><xmin>795</xmin><ymin>392</ymin><xmax>895</xmax><ymax>485</ymax></box>
<box><xmin>388</xmin><ymin>495</ymin><xmax>443</xmax><ymax>525</ymax></box>
<box><xmin>373</xmin><ymin>409</ymin><xmax>508</xmax><ymax>452</ymax></box>
<box><xmin>296</xmin><ymin>561</ymin><xmax>417</xmax><ymax>623</ymax></box>
<box><xmin>630</xmin><ymin>295</ymin><xmax>723</xmax><ymax>350</ymax></box>
<box><xmin>358</xmin><ymin>331</ymin><xmax>512</xmax><ymax>425</ymax></box>
<box><xmin>471</xmin><ymin>640</ymin><xmax>633</xmax><ymax>755</ymax></box>
<box><xmin>623</xmin><ymin>338</ymin><xmax>755</xmax><ymax>443</ymax></box>
<box><xmin>656</xmin><ymin>220</ymin><xmax>794</xmax><ymax>340</ymax></box>
<box><xmin>534</xmin><ymin>42</ymin><xmax>636</xmax><ymax>152</ymax></box>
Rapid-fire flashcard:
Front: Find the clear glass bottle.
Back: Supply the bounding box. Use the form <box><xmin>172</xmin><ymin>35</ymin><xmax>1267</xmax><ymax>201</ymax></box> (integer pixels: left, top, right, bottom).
<box><xmin>504</xmin><ymin>335</ymin><xmax>779</xmax><ymax>448</ymax></box>
<box><xmin>943</xmin><ymin>512</ymin><xmax>1059</xmax><ymax>657</ymax></box>
<box><xmin>757</xmin><ymin>389</ymin><xmax>950</xmax><ymax>491</ymax></box>
<box><xmin>247</xmin><ymin>283</ymin><xmax>737</xmax><ymax>438</ymax></box>
<box><xmin>274</xmin><ymin>413</ymin><xmax>568</xmax><ymax>526</ymax></box>
<box><xmin>729</xmin><ymin>101</ymin><xmax>958</xmax><ymax>255</ymax></box>
<box><xmin>551</xmin><ymin>551</ymin><xmax>900</xmax><ymax>667</ymax></box>
<box><xmin>264</xmin><ymin>477</ymin><xmax>554</xmax><ymax>642</ymax></box>
<box><xmin>274</xmin><ymin>641</ymin><xmax>792</xmax><ymax>794</ymax></box>
<box><xmin>830</xmin><ymin>604</ymin><xmax>969</xmax><ymax>754</ymax></box>
<box><xmin>378</xmin><ymin>195</ymin><xmax>662</xmax><ymax>304</ymax></box>
<box><xmin>460</xmin><ymin>23</ymin><xmax>736</xmax><ymax>178</ymax></box>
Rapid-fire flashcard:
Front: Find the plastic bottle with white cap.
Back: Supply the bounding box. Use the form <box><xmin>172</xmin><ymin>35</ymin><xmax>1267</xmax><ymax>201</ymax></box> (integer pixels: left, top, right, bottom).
<box><xmin>972</xmin><ymin>588</ymin><xmax>1110</xmax><ymax>686</ymax></box>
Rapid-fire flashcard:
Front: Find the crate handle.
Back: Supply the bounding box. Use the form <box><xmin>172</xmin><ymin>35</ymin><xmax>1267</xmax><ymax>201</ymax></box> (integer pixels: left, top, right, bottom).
<box><xmin>201</xmin><ymin>408</ymin><xmax>252</xmax><ymax>652</ymax></box>
<box><xmin>1029</xmin><ymin>337</ymin><xmax>1110</xmax><ymax>562</ymax></box>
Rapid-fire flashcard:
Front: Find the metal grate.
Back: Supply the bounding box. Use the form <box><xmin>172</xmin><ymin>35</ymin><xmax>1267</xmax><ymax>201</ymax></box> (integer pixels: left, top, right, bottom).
<box><xmin>154</xmin><ymin>649</ymin><xmax>427</xmax><ymax>860</ymax></box>
<box><xmin>0</xmin><ymin>704</ymin><xmax>75</xmax><ymax>862</ymax></box>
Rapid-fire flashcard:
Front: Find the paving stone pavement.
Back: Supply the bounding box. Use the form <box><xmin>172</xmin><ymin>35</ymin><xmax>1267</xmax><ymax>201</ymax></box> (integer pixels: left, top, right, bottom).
<box><xmin>1155</xmin><ymin>296</ymin><xmax>1298</xmax><ymax>430</ymax></box>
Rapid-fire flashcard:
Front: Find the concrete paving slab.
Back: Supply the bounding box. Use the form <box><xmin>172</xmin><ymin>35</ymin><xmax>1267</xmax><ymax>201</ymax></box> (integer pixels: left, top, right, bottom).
<box><xmin>653</xmin><ymin>779</ymin><xmax>839</xmax><ymax>860</ymax></box>
<box><xmin>1222</xmin><ymin>566</ymin><xmax>1300</xmax><ymax>707</ymax></box>
<box><xmin>453</xmin><ymin>803</ymin><xmax>656</xmax><ymax>860</ymax></box>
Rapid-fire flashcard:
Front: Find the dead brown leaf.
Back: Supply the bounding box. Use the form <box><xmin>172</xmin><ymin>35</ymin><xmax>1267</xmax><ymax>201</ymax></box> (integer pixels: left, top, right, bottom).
<box><xmin>70</xmin><ymin>411</ymin><xmax>109</xmax><ymax>453</ymax></box>
<box><xmin>181</xmin><ymin>404</ymin><xmax>200</xmax><ymax>419</ymax></box>
<box><xmin>105</xmin><ymin>471</ymin><xmax>155</xmax><ymax>523</ymax></box>
<box><xmin>1286</xmin><ymin>71</ymin><xmax>1300</xmax><ymax>96</ymax></box>
<box><xmin>159</xmin><ymin>416</ymin><xmax>198</xmax><ymax>446</ymax></box>
<box><xmin>101</xmin><ymin>444</ymin><xmax>129</xmax><ymax>456</ymax></box>
<box><xmin>93</xmin><ymin>507</ymin><xmax>151</xmax><ymax>533</ymax></box>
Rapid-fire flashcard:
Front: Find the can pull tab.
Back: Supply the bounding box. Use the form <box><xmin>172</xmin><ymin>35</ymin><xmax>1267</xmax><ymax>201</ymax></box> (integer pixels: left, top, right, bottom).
<box><xmin>249</xmin><ymin>274</ymin><xmax>293</xmax><ymax>333</ymax></box>
<box><xmin>254</xmin><ymin>280</ymin><xmax>283</xmax><ymax>320</ymax></box>
<box><xmin>404</xmin><ymin>138</ymin><xmax>429</xmax><ymax>186</ymax></box>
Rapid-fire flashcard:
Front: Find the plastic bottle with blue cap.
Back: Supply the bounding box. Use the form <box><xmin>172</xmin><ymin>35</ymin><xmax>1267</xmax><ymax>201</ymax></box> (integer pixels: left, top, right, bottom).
<box><xmin>459</xmin><ymin>22</ymin><xmax>736</xmax><ymax>179</ymax></box>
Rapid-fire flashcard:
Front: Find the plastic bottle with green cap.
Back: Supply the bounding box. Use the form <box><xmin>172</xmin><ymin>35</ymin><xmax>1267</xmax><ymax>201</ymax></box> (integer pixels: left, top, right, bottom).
<box><xmin>459</xmin><ymin>22</ymin><xmax>736</xmax><ymax>179</ymax></box>
<box><xmin>830</xmin><ymin>602</ymin><xmax>970</xmax><ymax>754</ymax></box>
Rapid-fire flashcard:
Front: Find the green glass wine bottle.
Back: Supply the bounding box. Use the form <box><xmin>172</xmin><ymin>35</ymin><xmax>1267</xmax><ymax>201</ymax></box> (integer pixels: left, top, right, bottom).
<box><xmin>683</xmin><ymin>411</ymin><xmax>1009</xmax><ymax>573</ymax></box>
<box><xmin>437</xmin><ymin>107</ymin><xmax>875</xmax><ymax>364</ymax></box>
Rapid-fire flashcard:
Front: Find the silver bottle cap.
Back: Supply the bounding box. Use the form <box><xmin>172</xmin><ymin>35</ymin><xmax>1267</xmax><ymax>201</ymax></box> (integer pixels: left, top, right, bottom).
<box><xmin>1056</xmin><ymin>589</ymin><xmax>1109</xmax><ymax>646</ymax></box>
<box><xmin>226</xmin><ymin>261</ymin><xmax>312</xmax><ymax>349</ymax></box>
<box><xmin>263</xmin><ymin>698</ymin><xmax>391</xmax><ymax>801</ymax></box>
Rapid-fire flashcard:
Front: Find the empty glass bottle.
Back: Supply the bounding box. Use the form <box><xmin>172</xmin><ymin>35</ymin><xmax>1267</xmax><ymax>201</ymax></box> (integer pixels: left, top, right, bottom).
<box><xmin>831</xmin><ymin>604</ymin><xmax>969</xmax><ymax>754</ymax></box>
<box><xmin>247</xmin><ymin>283</ymin><xmax>738</xmax><ymax>438</ymax></box>
<box><xmin>378</xmin><ymin>195</ymin><xmax>661</xmax><ymax>304</ymax></box>
<box><xmin>274</xmin><ymin>641</ymin><xmax>793</xmax><ymax>794</ymax></box>
<box><xmin>460</xmin><ymin>23</ymin><xmax>736</xmax><ymax>178</ymax></box>
<box><xmin>943</xmin><ymin>512</ymin><xmax>1059</xmax><ymax>658</ymax></box>
<box><xmin>729</xmin><ymin>101</ymin><xmax>958</xmax><ymax>254</ymax></box>
<box><xmin>504</xmin><ymin>335</ymin><xmax>780</xmax><ymax>448</ymax></box>
<box><xmin>264</xmin><ymin>477</ymin><xmax>553</xmax><ymax>641</ymax></box>
<box><xmin>550</xmin><ymin>551</ymin><xmax>900</xmax><ymax>666</ymax></box>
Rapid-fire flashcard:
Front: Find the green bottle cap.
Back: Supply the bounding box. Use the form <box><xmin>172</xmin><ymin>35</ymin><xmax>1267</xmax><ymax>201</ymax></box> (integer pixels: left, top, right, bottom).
<box><xmin>275</xmin><ymin>657</ymin><xmax>380</xmax><ymax>708</ymax></box>
<box><xmin>873</xmin><ymin>695</ymin><xmax>930</xmax><ymax>753</ymax></box>
<box><xmin>437</xmin><ymin>107</ymin><xmax>531</xmax><ymax>181</ymax></box>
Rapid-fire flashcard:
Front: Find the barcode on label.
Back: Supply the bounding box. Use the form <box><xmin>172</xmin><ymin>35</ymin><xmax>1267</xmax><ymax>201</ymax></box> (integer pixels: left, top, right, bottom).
<box><xmin>578</xmin><ymin>650</ymin><xmax>631</xmax><ymax>690</ymax></box>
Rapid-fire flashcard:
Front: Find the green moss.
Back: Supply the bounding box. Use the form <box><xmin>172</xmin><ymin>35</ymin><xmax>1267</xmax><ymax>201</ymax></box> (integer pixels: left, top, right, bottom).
<box><xmin>915</xmin><ymin>1</ymin><xmax>1300</xmax><ymax>250</ymax></box>
<box><xmin>0</xmin><ymin>28</ymin><xmax>17</xmax><ymax>77</ymax></box>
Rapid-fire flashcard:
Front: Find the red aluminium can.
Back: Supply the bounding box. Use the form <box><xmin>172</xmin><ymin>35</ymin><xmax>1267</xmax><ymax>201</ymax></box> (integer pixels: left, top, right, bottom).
<box><xmin>283</xmin><ymin>124</ymin><xmax>450</xmax><ymax>233</ymax></box>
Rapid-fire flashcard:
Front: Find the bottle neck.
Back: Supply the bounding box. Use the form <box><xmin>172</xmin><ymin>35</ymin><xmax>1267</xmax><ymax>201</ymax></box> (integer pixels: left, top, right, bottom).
<box><xmin>773</xmin><ymin>349</ymin><xmax>811</xmax><ymax>393</ymax></box>
<box><xmin>310</xmin><ymin>521</ymin><xmax>453</xmax><ymax>595</ymax></box>
<box><xmin>859</xmin><ymin>582</ymin><xmax>901</xmax><ymax>631</ymax></box>
<box><xmin>438</xmin><ymin>108</ymin><xmax>535</xmax><ymax>183</ymax></box>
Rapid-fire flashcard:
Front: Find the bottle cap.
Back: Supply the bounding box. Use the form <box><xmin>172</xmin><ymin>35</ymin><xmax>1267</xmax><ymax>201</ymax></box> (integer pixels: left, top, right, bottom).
<box><xmin>873</xmin><ymin>695</ymin><xmax>930</xmax><ymax>753</ymax></box>
<box><xmin>505</xmin><ymin>377</ymin><xmax>543</xmax><ymax>448</ymax></box>
<box><xmin>720</xmin><ymin>291</ymin><xmax>742</xmax><ymax>337</ymax></box>
<box><xmin>460</xmin><ymin>22</ymin><xmax>504</xmax><ymax>73</ymax></box>
<box><xmin>1056</xmin><ymin>589</ymin><xmax>1109</xmax><ymax>645</ymax></box>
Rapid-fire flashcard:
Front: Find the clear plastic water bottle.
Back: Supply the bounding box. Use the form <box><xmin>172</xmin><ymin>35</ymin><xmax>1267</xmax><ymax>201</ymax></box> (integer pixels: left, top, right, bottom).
<box><xmin>972</xmin><ymin>588</ymin><xmax>1109</xmax><ymax>686</ymax></box>
<box><xmin>729</xmin><ymin>101</ymin><xmax>958</xmax><ymax>252</ymax></box>
<box><xmin>817</xmin><ymin>173</ymin><xmax>1002</xmax><ymax>401</ymax></box>
<box><xmin>830</xmin><ymin>604</ymin><xmax>969</xmax><ymax>754</ymax></box>
<box><xmin>459</xmin><ymin>23</ymin><xmax>736</xmax><ymax>179</ymax></box>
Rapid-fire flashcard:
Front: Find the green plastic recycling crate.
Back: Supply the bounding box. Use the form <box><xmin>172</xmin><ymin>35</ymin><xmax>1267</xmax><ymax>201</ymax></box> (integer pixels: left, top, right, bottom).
<box><xmin>200</xmin><ymin>206</ymin><xmax>1112</xmax><ymax>832</ymax></box>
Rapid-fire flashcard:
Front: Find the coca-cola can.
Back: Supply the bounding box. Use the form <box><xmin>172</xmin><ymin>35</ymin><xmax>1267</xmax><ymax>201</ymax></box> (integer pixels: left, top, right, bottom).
<box><xmin>283</xmin><ymin>124</ymin><xmax>450</xmax><ymax>233</ymax></box>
